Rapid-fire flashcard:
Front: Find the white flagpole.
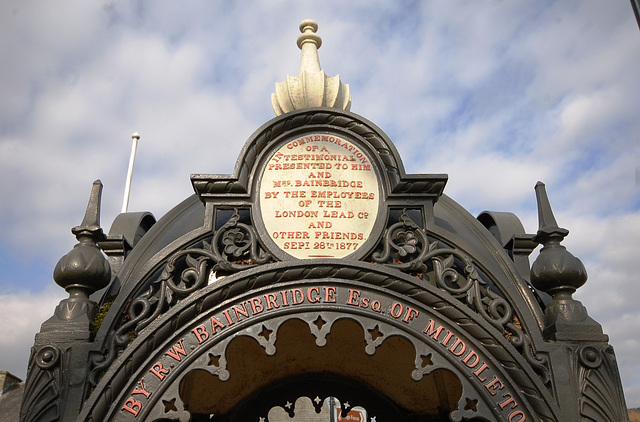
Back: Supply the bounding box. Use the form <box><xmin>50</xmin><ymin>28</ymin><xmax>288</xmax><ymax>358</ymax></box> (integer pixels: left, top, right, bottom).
<box><xmin>121</xmin><ymin>132</ymin><xmax>140</xmax><ymax>213</ymax></box>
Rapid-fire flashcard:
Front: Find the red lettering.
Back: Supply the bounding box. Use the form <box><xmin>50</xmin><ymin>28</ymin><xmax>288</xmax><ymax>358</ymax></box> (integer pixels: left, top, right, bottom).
<box><xmin>473</xmin><ymin>362</ymin><xmax>490</xmax><ymax>382</ymax></box>
<box><xmin>233</xmin><ymin>303</ymin><xmax>249</xmax><ymax>320</ymax></box>
<box><xmin>462</xmin><ymin>350</ymin><xmax>479</xmax><ymax>368</ymax></box>
<box><xmin>291</xmin><ymin>288</ymin><xmax>304</xmax><ymax>305</ymax></box>
<box><xmin>121</xmin><ymin>397</ymin><xmax>142</xmax><ymax>416</ymax></box>
<box><xmin>499</xmin><ymin>392</ymin><xmax>518</xmax><ymax>410</ymax></box>
<box><xmin>371</xmin><ymin>300</ymin><xmax>382</xmax><ymax>312</ymax></box>
<box><xmin>307</xmin><ymin>287</ymin><xmax>321</xmax><ymax>303</ymax></box>
<box><xmin>265</xmin><ymin>293</ymin><xmax>280</xmax><ymax>310</ymax></box>
<box><xmin>440</xmin><ymin>331</ymin><xmax>454</xmax><ymax>347</ymax></box>
<box><xmin>508</xmin><ymin>410</ymin><xmax>526</xmax><ymax>421</ymax></box>
<box><xmin>324</xmin><ymin>287</ymin><xmax>336</xmax><ymax>303</ymax></box>
<box><xmin>149</xmin><ymin>362</ymin><xmax>169</xmax><ymax>381</ymax></box>
<box><xmin>280</xmin><ymin>290</ymin><xmax>289</xmax><ymax>306</ymax></box>
<box><xmin>484</xmin><ymin>376</ymin><xmax>505</xmax><ymax>396</ymax></box>
<box><xmin>131</xmin><ymin>379</ymin><xmax>152</xmax><ymax>398</ymax></box>
<box><xmin>248</xmin><ymin>297</ymin><xmax>264</xmax><ymax>315</ymax></box>
<box><xmin>390</xmin><ymin>302</ymin><xmax>403</xmax><ymax>318</ymax></box>
<box><xmin>448</xmin><ymin>338</ymin><xmax>466</xmax><ymax>357</ymax></box>
<box><xmin>346</xmin><ymin>289</ymin><xmax>361</xmax><ymax>306</ymax></box>
<box><xmin>210</xmin><ymin>316</ymin><xmax>225</xmax><ymax>334</ymax></box>
<box><xmin>191</xmin><ymin>325</ymin><xmax>209</xmax><ymax>344</ymax></box>
<box><xmin>222</xmin><ymin>309</ymin><xmax>235</xmax><ymax>325</ymax></box>
<box><xmin>402</xmin><ymin>307</ymin><xmax>419</xmax><ymax>323</ymax></box>
<box><xmin>423</xmin><ymin>320</ymin><xmax>445</xmax><ymax>340</ymax></box>
<box><xmin>165</xmin><ymin>339</ymin><xmax>187</xmax><ymax>361</ymax></box>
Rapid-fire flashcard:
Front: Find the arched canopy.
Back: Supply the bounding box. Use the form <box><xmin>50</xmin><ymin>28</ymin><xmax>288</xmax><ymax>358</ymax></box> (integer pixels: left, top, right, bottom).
<box><xmin>80</xmin><ymin>109</ymin><xmax>561</xmax><ymax>421</ymax></box>
<box><xmin>83</xmin><ymin>262</ymin><xmax>556</xmax><ymax>421</ymax></box>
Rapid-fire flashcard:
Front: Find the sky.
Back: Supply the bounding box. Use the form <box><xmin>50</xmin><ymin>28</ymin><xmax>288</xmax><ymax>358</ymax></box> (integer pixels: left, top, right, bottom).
<box><xmin>1</xmin><ymin>0</ymin><xmax>639</xmax><ymax>409</ymax></box>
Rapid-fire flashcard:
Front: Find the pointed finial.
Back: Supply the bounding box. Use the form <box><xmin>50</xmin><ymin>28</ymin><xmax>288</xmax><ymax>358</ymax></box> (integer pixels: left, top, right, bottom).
<box><xmin>529</xmin><ymin>182</ymin><xmax>605</xmax><ymax>341</ymax></box>
<box><xmin>531</xmin><ymin>181</ymin><xmax>584</xmax><ymax>294</ymax></box>
<box><xmin>73</xmin><ymin>180</ymin><xmax>104</xmax><ymax>237</ymax></box>
<box><xmin>533</xmin><ymin>181</ymin><xmax>568</xmax><ymax>242</ymax></box>
<box><xmin>53</xmin><ymin>180</ymin><xmax>111</xmax><ymax>322</ymax></box>
<box><xmin>271</xmin><ymin>19</ymin><xmax>351</xmax><ymax>115</ymax></box>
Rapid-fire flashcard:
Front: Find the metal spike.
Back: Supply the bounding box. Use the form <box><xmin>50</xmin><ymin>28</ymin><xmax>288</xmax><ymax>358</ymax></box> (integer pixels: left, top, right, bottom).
<box><xmin>534</xmin><ymin>181</ymin><xmax>568</xmax><ymax>241</ymax></box>
<box><xmin>72</xmin><ymin>180</ymin><xmax>104</xmax><ymax>238</ymax></box>
<box><xmin>534</xmin><ymin>182</ymin><xmax>558</xmax><ymax>231</ymax></box>
<box><xmin>81</xmin><ymin>180</ymin><xmax>102</xmax><ymax>229</ymax></box>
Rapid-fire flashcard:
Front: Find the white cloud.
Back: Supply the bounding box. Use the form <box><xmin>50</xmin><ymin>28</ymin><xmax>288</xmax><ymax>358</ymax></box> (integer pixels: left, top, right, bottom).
<box><xmin>0</xmin><ymin>288</ymin><xmax>66</xmax><ymax>380</ymax></box>
<box><xmin>1</xmin><ymin>0</ymin><xmax>639</xmax><ymax>409</ymax></box>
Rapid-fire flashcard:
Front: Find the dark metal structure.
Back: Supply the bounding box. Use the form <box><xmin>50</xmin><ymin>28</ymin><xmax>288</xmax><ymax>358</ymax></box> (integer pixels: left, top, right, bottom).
<box><xmin>632</xmin><ymin>0</ymin><xmax>640</xmax><ymax>30</ymax></box>
<box><xmin>20</xmin><ymin>21</ymin><xmax>628</xmax><ymax>422</ymax></box>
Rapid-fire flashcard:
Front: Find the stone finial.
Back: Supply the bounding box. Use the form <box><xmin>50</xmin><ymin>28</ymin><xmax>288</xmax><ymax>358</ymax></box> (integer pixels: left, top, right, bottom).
<box><xmin>530</xmin><ymin>182</ymin><xmax>606</xmax><ymax>342</ymax></box>
<box><xmin>271</xmin><ymin>19</ymin><xmax>351</xmax><ymax>115</ymax></box>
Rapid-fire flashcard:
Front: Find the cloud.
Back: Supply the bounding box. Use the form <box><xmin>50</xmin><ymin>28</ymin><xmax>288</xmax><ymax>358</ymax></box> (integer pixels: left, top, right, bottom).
<box><xmin>0</xmin><ymin>287</ymin><xmax>66</xmax><ymax>380</ymax></box>
<box><xmin>0</xmin><ymin>0</ymin><xmax>639</xmax><ymax>409</ymax></box>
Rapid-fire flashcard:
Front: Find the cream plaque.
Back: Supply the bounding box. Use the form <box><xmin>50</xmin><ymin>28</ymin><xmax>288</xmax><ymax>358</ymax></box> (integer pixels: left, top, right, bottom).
<box><xmin>259</xmin><ymin>133</ymin><xmax>380</xmax><ymax>259</ymax></box>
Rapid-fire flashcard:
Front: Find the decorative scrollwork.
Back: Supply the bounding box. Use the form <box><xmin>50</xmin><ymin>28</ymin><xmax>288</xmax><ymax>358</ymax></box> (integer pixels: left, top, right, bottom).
<box><xmin>89</xmin><ymin>209</ymin><xmax>273</xmax><ymax>387</ymax></box>
<box><xmin>371</xmin><ymin>209</ymin><xmax>550</xmax><ymax>384</ymax></box>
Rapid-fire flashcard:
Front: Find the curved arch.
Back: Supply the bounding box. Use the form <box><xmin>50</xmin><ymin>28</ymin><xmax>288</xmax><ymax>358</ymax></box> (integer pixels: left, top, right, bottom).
<box><xmin>80</xmin><ymin>265</ymin><xmax>559</xmax><ymax>421</ymax></box>
<box><xmin>191</xmin><ymin>107</ymin><xmax>448</xmax><ymax>199</ymax></box>
<box><xmin>89</xmin><ymin>108</ymin><xmax>548</xmax><ymax>394</ymax></box>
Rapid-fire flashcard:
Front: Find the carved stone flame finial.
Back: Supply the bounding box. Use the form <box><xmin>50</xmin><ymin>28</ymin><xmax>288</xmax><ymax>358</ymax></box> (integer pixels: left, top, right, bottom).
<box><xmin>271</xmin><ymin>19</ymin><xmax>351</xmax><ymax>115</ymax></box>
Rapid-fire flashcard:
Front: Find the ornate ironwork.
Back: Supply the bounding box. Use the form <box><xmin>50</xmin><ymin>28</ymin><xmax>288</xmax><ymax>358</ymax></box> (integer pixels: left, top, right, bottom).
<box><xmin>20</xmin><ymin>346</ymin><xmax>62</xmax><ymax>422</ymax></box>
<box><xmin>577</xmin><ymin>345</ymin><xmax>628</xmax><ymax>422</ymax></box>
<box><xmin>80</xmin><ymin>262</ymin><xmax>559</xmax><ymax>422</ymax></box>
<box><xmin>89</xmin><ymin>209</ymin><xmax>273</xmax><ymax>386</ymax></box>
<box><xmin>371</xmin><ymin>209</ymin><xmax>550</xmax><ymax>384</ymax></box>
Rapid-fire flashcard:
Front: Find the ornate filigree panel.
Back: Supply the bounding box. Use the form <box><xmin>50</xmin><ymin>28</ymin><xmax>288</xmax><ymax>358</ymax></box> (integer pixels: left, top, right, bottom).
<box><xmin>370</xmin><ymin>209</ymin><xmax>550</xmax><ymax>386</ymax></box>
<box><xmin>80</xmin><ymin>276</ymin><xmax>555</xmax><ymax>421</ymax></box>
<box><xmin>115</xmin><ymin>312</ymin><xmax>498</xmax><ymax>422</ymax></box>
<box><xmin>89</xmin><ymin>208</ymin><xmax>273</xmax><ymax>386</ymax></box>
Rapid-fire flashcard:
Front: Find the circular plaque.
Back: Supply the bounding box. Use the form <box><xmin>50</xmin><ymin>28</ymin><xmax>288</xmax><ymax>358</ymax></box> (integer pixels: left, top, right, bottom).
<box><xmin>258</xmin><ymin>133</ymin><xmax>380</xmax><ymax>259</ymax></box>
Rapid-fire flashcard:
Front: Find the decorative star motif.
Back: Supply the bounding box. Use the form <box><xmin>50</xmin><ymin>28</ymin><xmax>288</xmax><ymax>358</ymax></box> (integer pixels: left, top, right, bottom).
<box><xmin>421</xmin><ymin>353</ymin><xmax>433</xmax><ymax>367</ymax></box>
<box><xmin>285</xmin><ymin>401</ymin><xmax>292</xmax><ymax>409</ymax></box>
<box><xmin>344</xmin><ymin>402</ymin><xmax>350</xmax><ymax>409</ymax></box>
<box><xmin>208</xmin><ymin>353</ymin><xmax>221</xmax><ymax>367</ymax></box>
<box><xmin>313</xmin><ymin>315</ymin><xmax>326</xmax><ymax>330</ymax></box>
<box><xmin>259</xmin><ymin>324</ymin><xmax>273</xmax><ymax>341</ymax></box>
<box><xmin>368</xmin><ymin>325</ymin><xmax>383</xmax><ymax>341</ymax></box>
<box><xmin>259</xmin><ymin>417</ymin><xmax>265</xmax><ymax>422</ymax></box>
<box><xmin>464</xmin><ymin>398</ymin><xmax>479</xmax><ymax>412</ymax></box>
<box><xmin>370</xmin><ymin>417</ymin><xmax>377</xmax><ymax>422</ymax></box>
<box><xmin>162</xmin><ymin>398</ymin><xmax>178</xmax><ymax>413</ymax></box>
<box><xmin>314</xmin><ymin>396</ymin><xmax>321</xmax><ymax>404</ymax></box>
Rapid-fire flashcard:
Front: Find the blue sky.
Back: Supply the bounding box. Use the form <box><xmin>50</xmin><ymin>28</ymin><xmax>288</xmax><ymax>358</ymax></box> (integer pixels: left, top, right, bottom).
<box><xmin>1</xmin><ymin>0</ymin><xmax>640</xmax><ymax>408</ymax></box>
